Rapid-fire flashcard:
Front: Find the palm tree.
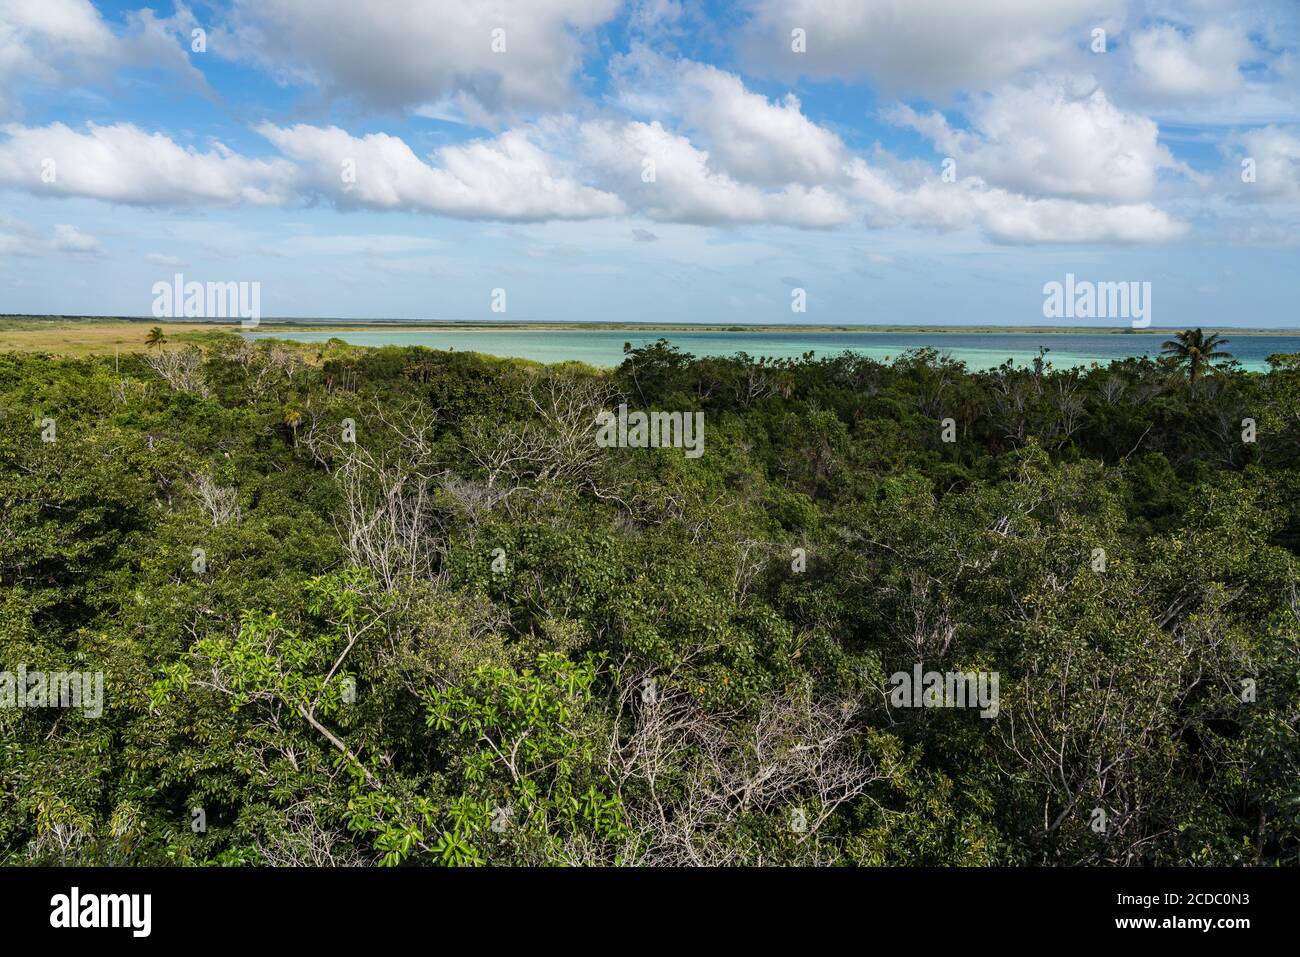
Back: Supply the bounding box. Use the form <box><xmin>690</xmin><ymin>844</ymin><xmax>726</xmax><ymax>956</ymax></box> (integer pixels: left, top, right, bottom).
<box><xmin>145</xmin><ymin>327</ymin><xmax>167</xmax><ymax>350</ymax></box>
<box><xmin>283</xmin><ymin>408</ymin><xmax>303</xmax><ymax>446</ymax></box>
<box><xmin>1161</xmin><ymin>328</ymin><xmax>1232</xmax><ymax>384</ymax></box>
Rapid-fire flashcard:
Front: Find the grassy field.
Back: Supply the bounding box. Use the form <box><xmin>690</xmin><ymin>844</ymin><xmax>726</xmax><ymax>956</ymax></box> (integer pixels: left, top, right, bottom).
<box><xmin>0</xmin><ymin>318</ymin><xmax>240</xmax><ymax>356</ymax></box>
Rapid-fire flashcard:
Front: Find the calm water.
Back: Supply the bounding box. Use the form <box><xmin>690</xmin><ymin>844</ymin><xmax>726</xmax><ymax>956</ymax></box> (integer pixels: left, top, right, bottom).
<box><xmin>246</xmin><ymin>328</ymin><xmax>1300</xmax><ymax>372</ymax></box>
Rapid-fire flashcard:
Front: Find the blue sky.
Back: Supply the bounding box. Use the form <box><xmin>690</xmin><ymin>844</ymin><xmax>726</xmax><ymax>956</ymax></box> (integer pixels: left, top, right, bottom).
<box><xmin>1</xmin><ymin>0</ymin><xmax>1298</xmax><ymax>327</ymax></box>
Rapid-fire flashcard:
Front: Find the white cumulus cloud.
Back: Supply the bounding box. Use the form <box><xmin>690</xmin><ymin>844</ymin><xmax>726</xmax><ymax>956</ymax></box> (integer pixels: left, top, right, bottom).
<box><xmin>613</xmin><ymin>49</ymin><xmax>848</xmax><ymax>186</ymax></box>
<box><xmin>258</xmin><ymin>123</ymin><xmax>625</xmax><ymax>221</ymax></box>
<box><xmin>1231</xmin><ymin>125</ymin><xmax>1300</xmax><ymax>201</ymax></box>
<box><xmin>223</xmin><ymin>0</ymin><xmax>621</xmax><ymax>121</ymax></box>
<box><xmin>739</xmin><ymin>0</ymin><xmax>1119</xmax><ymax>96</ymax></box>
<box><xmin>0</xmin><ymin>215</ymin><xmax>102</xmax><ymax>256</ymax></box>
<box><xmin>889</xmin><ymin>79</ymin><xmax>1187</xmax><ymax>203</ymax></box>
<box><xmin>52</xmin><ymin>222</ymin><xmax>100</xmax><ymax>252</ymax></box>
<box><xmin>0</xmin><ymin>0</ymin><xmax>209</xmax><ymax>117</ymax></box>
<box><xmin>845</xmin><ymin>157</ymin><xmax>1188</xmax><ymax>244</ymax></box>
<box><xmin>0</xmin><ymin>121</ymin><xmax>296</xmax><ymax>206</ymax></box>
<box><xmin>1130</xmin><ymin>23</ymin><xmax>1253</xmax><ymax>98</ymax></box>
<box><xmin>577</xmin><ymin>118</ymin><xmax>852</xmax><ymax>227</ymax></box>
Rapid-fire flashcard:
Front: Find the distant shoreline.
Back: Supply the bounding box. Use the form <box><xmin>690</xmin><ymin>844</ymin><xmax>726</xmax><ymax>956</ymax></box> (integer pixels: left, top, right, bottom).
<box><xmin>4</xmin><ymin>315</ymin><xmax>1300</xmax><ymax>336</ymax></box>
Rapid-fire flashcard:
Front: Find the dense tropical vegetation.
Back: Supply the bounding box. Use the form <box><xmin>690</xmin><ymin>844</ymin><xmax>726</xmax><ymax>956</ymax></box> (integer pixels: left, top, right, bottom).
<box><xmin>2</xmin><ymin>330</ymin><xmax>1297</xmax><ymax>866</ymax></box>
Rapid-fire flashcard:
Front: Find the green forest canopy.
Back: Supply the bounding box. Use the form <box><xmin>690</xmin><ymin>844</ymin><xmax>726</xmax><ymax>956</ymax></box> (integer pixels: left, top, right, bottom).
<box><xmin>1</xmin><ymin>333</ymin><xmax>1297</xmax><ymax>866</ymax></box>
